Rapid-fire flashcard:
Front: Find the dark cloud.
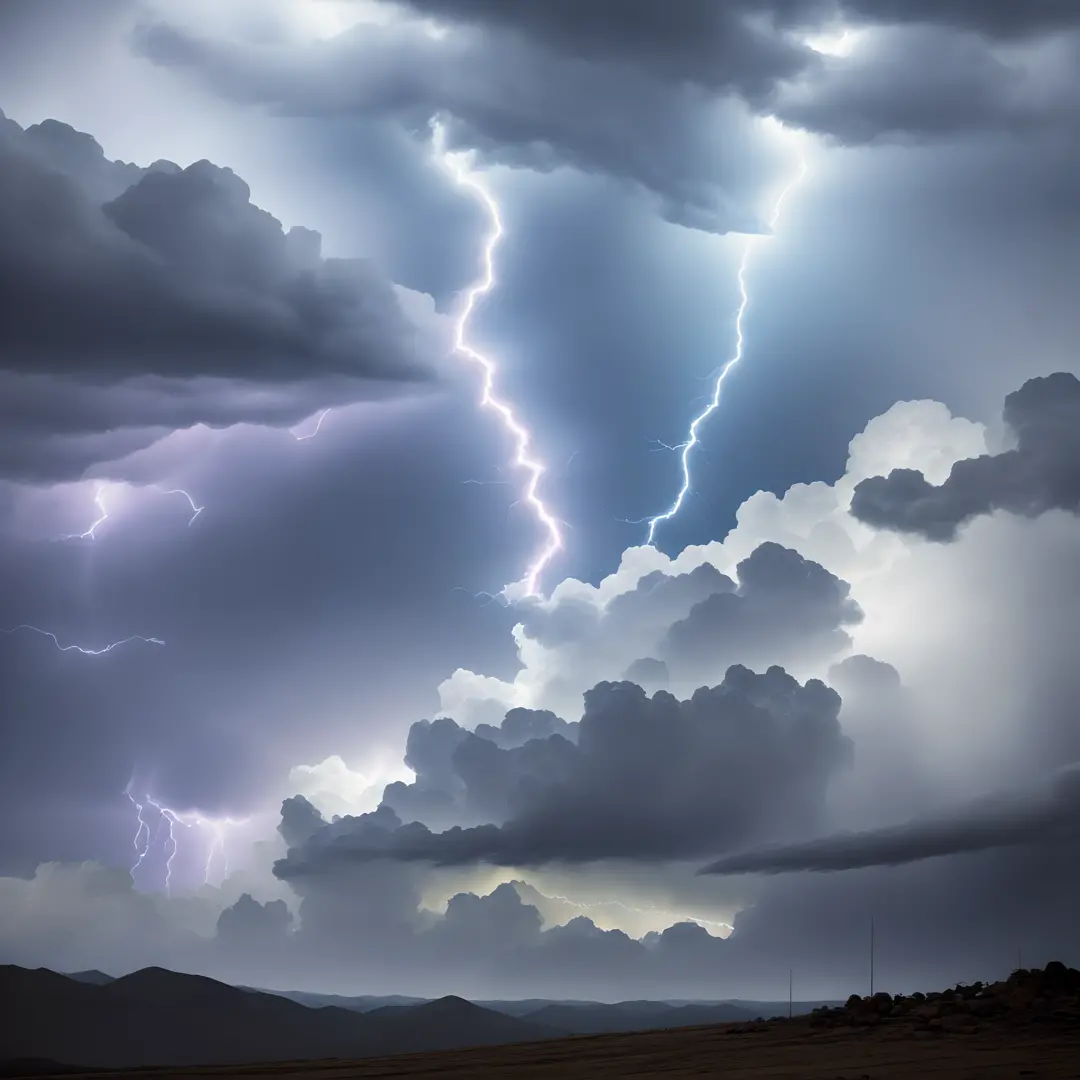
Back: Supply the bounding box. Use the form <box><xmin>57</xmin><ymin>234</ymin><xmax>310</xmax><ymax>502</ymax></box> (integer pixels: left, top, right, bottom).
<box><xmin>0</xmin><ymin>109</ymin><xmax>441</xmax><ymax>480</ymax></box>
<box><xmin>850</xmin><ymin>373</ymin><xmax>1080</xmax><ymax>540</ymax></box>
<box><xmin>381</xmin><ymin>709</ymin><xmax>578</xmax><ymax>830</ymax></box>
<box><xmin>0</xmin><ymin>109</ymin><xmax>431</xmax><ymax>385</ymax></box>
<box><xmin>661</xmin><ymin>542</ymin><xmax>863</xmax><ymax>682</ymax></box>
<box><xmin>134</xmin><ymin>10</ymin><xmax>796</xmax><ymax>236</ymax></box>
<box><xmin>774</xmin><ymin>23</ymin><xmax>1080</xmax><ymax>143</ymax></box>
<box><xmin>392</xmin><ymin>0</ymin><xmax>815</xmax><ymax>97</ymax></box>
<box><xmin>840</xmin><ymin>1</ymin><xmax>1080</xmax><ymax>38</ymax></box>
<box><xmin>136</xmin><ymin>0</ymin><xmax>1080</xmax><ymax>178</ymax></box>
<box><xmin>700</xmin><ymin>762</ymin><xmax>1080</xmax><ymax>875</ymax></box>
<box><xmin>519</xmin><ymin>562</ymin><xmax>731</xmax><ymax>651</ymax></box>
<box><xmin>473</xmin><ymin>707</ymin><xmax>577</xmax><ymax>749</ymax></box>
<box><xmin>278</xmin><ymin>666</ymin><xmax>851</xmax><ymax>870</ymax></box>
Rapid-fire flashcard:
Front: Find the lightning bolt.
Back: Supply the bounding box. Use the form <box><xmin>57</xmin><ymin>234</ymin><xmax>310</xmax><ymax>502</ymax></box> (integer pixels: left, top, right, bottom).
<box><xmin>125</xmin><ymin>790</ymin><xmax>152</xmax><ymax>875</ymax></box>
<box><xmin>291</xmin><ymin>408</ymin><xmax>331</xmax><ymax>441</ymax></box>
<box><xmin>62</xmin><ymin>483</ymin><xmax>203</xmax><ymax>540</ymax></box>
<box><xmin>159</xmin><ymin>488</ymin><xmax>203</xmax><ymax>526</ymax></box>
<box><xmin>143</xmin><ymin>796</ymin><xmax>189</xmax><ymax>896</ymax></box>
<box><xmin>0</xmin><ymin>624</ymin><xmax>165</xmax><ymax>655</ymax></box>
<box><xmin>432</xmin><ymin>118</ymin><xmax>563</xmax><ymax>599</ymax></box>
<box><xmin>194</xmin><ymin>814</ymin><xmax>248</xmax><ymax>884</ymax></box>
<box><xmin>126</xmin><ymin>790</ymin><xmax>247</xmax><ymax>893</ymax></box>
<box><xmin>62</xmin><ymin>485</ymin><xmax>110</xmax><ymax>540</ymax></box>
<box><xmin>644</xmin><ymin>141</ymin><xmax>810</xmax><ymax>546</ymax></box>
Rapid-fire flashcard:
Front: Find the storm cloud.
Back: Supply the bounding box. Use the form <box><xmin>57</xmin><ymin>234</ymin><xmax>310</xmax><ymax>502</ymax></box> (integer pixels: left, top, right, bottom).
<box><xmin>0</xmin><ymin>109</ymin><xmax>433</xmax><ymax>385</ymax></box>
<box><xmin>700</xmin><ymin>762</ymin><xmax>1080</xmax><ymax>875</ymax></box>
<box><xmin>276</xmin><ymin>665</ymin><xmax>851</xmax><ymax>871</ymax></box>
<box><xmin>0</xmin><ymin>107</ymin><xmax>444</xmax><ymax>481</ymax></box>
<box><xmin>850</xmin><ymin>373</ymin><xmax>1080</xmax><ymax>540</ymax></box>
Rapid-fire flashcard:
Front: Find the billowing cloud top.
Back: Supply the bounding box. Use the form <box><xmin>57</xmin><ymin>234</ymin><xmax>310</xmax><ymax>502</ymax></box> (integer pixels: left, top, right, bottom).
<box><xmin>0</xmin><ymin>108</ymin><xmax>445</xmax><ymax>482</ymax></box>
<box><xmin>850</xmin><ymin>373</ymin><xmax>1080</xmax><ymax>539</ymax></box>
<box><xmin>0</xmin><ymin>108</ymin><xmax>431</xmax><ymax>385</ymax></box>
<box><xmin>274</xmin><ymin>664</ymin><xmax>851</xmax><ymax>873</ymax></box>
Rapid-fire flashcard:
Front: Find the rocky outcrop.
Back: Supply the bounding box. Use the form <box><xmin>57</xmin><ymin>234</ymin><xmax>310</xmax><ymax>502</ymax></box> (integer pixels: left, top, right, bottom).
<box><xmin>806</xmin><ymin>962</ymin><xmax>1080</xmax><ymax>1037</ymax></box>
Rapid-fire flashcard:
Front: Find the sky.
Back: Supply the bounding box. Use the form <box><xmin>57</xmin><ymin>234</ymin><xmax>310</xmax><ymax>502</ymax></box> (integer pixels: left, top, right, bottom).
<box><xmin>0</xmin><ymin>0</ymin><xmax>1078</xmax><ymax>1002</ymax></box>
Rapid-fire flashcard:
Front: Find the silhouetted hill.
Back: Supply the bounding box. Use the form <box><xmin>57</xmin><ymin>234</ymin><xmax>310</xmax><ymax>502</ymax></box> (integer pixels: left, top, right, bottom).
<box><xmin>62</xmin><ymin>971</ymin><xmax>114</xmax><ymax>987</ymax></box>
<box><xmin>0</xmin><ymin>966</ymin><xmax>551</xmax><ymax>1068</ymax></box>
<box><xmin>366</xmin><ymin>994</ymin><xmax>553</xmax><ymax>1049</ymax></box>
<box><xmin>252</xmin><ymin>989</ymin><xmax>425</xmax><ymax>1012</ymax></box>
<box><xmin>524</xmin><ymin>999</ymin><xmax>760</xmax><ymax>1034</ymax></box>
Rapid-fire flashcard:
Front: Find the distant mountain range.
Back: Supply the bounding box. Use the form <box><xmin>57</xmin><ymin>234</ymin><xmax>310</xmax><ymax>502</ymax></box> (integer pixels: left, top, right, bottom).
<box><xmin>0</xmin><ymin>965</ymin><xmax>839</xmax><ymax>1069</ymax></box>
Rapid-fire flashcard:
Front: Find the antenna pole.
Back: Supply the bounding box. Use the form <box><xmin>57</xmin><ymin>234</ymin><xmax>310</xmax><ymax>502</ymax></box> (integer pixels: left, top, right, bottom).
<box><xmin>788</xmin><ymin>968</ymin><xmax>793</xmax><ymax>1018</ymax></box>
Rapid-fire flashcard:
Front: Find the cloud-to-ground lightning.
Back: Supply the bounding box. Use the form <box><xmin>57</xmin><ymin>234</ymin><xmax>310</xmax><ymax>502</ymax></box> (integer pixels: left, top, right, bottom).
<box><xmin>432</xmin><ymin>118</ymin><xmax>563</xmax><ymax>599</ymax></box>
<box><xmin>126</xmin><ymin>789</ymin><xmax>248</xmax><ymax>893</ymax></box>
<box><xmin>1</xmin><ymin>624</ymin><xmax>165</xmax><ymax>655</ymax></box>
<box><xmin>643</xmin><ymin>136</ymin><xmax>810</xmax><ymax>546</ymax></box>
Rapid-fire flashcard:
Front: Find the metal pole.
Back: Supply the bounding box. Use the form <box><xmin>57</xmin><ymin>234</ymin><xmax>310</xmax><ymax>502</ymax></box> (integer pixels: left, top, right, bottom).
<box><xmin>788</xmin><ymin>968</ymin><xmax>793</xmax><ymax>1018</ymax></box>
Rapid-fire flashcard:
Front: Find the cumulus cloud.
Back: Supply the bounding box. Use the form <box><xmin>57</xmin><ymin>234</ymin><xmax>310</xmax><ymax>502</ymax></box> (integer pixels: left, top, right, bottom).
<box><xmin>440</xmin><ymin>546</ymin><xmax>862</xmax><ymax>728</ymax></box>
<box><xmin>278</xmin><ymin>666</ymin><xmax>850</xmax><ymax>870</ymax></box>
<box><xmin>0</xmin><ymin>108</ymin><xmax>445</xmax><ymax>482</ymax></box>
<box><xmin>661</xmin><ymin>542</ymin><xmax>862</xmax><ymax>683</ymax></box>
<box><xmin>5</xmin><ymin>380</ymin><xmax>1080</xmax><ymax>997</ymax></box>
<box><xmin>700</xmin><ymin>762</ymin><xmax>1080</xmax><ymax>875</ymax></box>
<box><xmin>379</xmin><ymin>707</ymin><xmax>577</xmax><ymax>830</ymax></box>
<box><xmin>850</xmin><ymin>373</ymin><xmax>1080</xmax><ymax>539</ymax></box>
<box><xmin>0</xmin><ymin>109</ymin><xmax>431</xmax><ymax>384</ymax></box>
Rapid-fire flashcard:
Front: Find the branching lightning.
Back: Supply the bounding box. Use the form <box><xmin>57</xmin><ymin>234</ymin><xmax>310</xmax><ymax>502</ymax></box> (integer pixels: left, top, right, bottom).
<box><xmin>644</xmin><ymin>140</ymin><xmax>810</xmax><ymax>546</ymax></box>
<box><xmin>432</xmin><ymin>118</ymin><xmax>563</xmax><ymax>599</ymax></box>
<box><xmin>62</xmin><ymin>485</ymin><xmax>110</xmax><ymax>540</ymax></box>
<box><xmin>1</xmin><ymin>624</ymin><xmax>165</xmax><ymax>655</ymax></box>
<box><xmin>62</xmin><ymin>483</ymin><xmax>203</xmax><ymax>541</ymax></box>
<box><xmin>126</xmin><ymin>788</ymin><xmax>248</xmax><ymax>894</ymax></box>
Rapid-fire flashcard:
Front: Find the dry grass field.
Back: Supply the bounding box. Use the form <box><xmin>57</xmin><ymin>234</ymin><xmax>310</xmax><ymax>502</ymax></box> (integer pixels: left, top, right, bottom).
<box><xmin>18</xmin><ymin>1017</ymin><xmax>1080</xmax><ymax>1080</ymax></box>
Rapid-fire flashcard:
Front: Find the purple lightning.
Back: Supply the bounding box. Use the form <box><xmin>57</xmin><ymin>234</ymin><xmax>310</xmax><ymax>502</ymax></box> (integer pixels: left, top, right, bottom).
<box><xmin>62</xmin><ymin>483</ymin><xmax>203</xmax><ymax>541</ymax></box>
<box><xmin>62</xmin><ymin>484</ymin><xmax>110</xmax><ymax>540</ymax></box>
<box><xmin>126</xmin><ymin>789</ymin><xmax>248</xmax><ymax>893</ymax></box>
<box><xmin>432</xmin><ymin>118</ymin><xmax>563</xmax><ymax>599</ymax></box>
<box><xmin>142</xmin><ymin>796</ymin><xmax>189</xmax><ymax>895</ymax></box>
<box><xmin>644</xmin><ymin>132</ymin><xmax>810</xmax><ymax>545</ymax></box>
<box><xmin>1</xmin><ymin>624</ymin><xmax>164</xmax><ymax>655</ymax></box>
<box><xmin>159</xmin><ymin>487</ymin><xmax>203</xmax><ymax>526</ymax></box>
<box><xmin>125</xmin><ymin>790</ymin><xmax>152</xmax><ymax>874</ymax></box>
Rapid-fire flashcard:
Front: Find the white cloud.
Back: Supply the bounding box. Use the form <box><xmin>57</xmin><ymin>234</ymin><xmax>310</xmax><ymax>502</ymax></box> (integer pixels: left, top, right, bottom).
<box><xmin>438</xmin><ymin>395</ymin><xmax>990</xmax><ymax>725</ymax></box>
